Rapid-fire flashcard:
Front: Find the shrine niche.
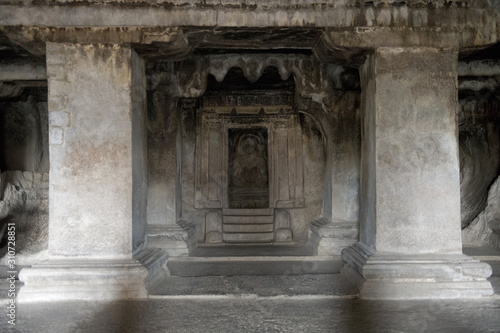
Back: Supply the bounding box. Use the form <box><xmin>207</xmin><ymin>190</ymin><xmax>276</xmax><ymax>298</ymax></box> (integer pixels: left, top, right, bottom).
<box><xmin>194</xmin><ymin>66</ymin><xmax>304</xmax><ymax>244</ymax></box>
<box><xmin>228</xmin><ymin>128</ymin><xmax>269</xmax><ymax>209</ymax></box>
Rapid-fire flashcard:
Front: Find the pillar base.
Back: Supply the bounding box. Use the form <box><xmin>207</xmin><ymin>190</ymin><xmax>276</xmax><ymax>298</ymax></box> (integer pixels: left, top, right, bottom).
<box><xmin>146</xmin><ymin>222</ymin><xmax>196</xmax><ymax>256</ymax></box>
<box><xmin>342</xmin><ymin>242</ymin><xmax>494</xmax><ymax>299</ymax></box>
<box><xmin>18</xmin><ymin>259</ymin><xmax>150</xmax><ymax>303</ymax></box>
<box><xmin>275</xmin><ymin>228</ymin><xmax>293</xmax><ymax>242</ymax></box>
<box><xmin>309</xmin><ymin>219</ymin><xmax>359</xmax><ymax>255</ymax></box>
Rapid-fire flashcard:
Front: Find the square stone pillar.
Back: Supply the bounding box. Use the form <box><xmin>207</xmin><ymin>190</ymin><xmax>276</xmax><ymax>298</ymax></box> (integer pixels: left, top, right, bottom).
<box><xmin>18</xmin><ymin>43</ymin><xmax>163</xmax><ymax>302</ymax></box>
<box><xmin>146</xmin><ymin>96</ymin><xmax>196</xmax><ymax>257</ymax></box>
<box><xmin>342</xmin><ymin>47</ymin><xmax>493</xmax><ymax>299</ymax></box>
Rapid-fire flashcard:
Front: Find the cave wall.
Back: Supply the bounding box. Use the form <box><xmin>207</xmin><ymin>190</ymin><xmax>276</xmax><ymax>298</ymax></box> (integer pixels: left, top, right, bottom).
<box><xmin>459</xmin><ymin>91</ymin><xmax>500</xmax><ymax>228</ymax></box>
<box><xmin>0</xmin><ymin>171</ymin><xmax>49</xmax><ymax>264</ymax></box>
<box><xmin>460</xmin><ymin>89</ymin><xmax>500</xmax><ymax>249</ymax></box>
<box><xmin>0</xmin><ymin>88</ymin><xmax>49</xmax><ymax>263</ymax></box>
<box><xmin>0</xmin><ymin>88</ymin><xmax>49</xmax><ymax>173</ymax></box>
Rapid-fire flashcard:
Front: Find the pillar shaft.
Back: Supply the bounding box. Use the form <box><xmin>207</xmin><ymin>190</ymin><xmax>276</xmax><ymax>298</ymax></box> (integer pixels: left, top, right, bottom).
<box><xmin>18</xmin><ymin>43</ymin><xmax>155</xmax><ymax>302</ymax></box>
<box><xmin>46</xmin><ymin>43</ymin><xmax>147</xmax><ymax>259</ymax></box>
<box><xmin>361</xmin><ymin>47</ymin><xmax>462</xmax><ymax>254</ymax></box>
<box><xmin>343</xmin><ymin>47</ymin><xmax>493</xmax><ymax>299</ymax></box>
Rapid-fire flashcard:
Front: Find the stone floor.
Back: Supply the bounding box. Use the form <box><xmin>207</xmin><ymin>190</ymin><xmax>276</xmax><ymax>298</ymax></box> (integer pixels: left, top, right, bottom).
<box><xmin>1</xmin><ymin>247</ymin><xmax>499</xmax><ymax>332</ymax></box>
<box><xmin>1</xmin><ymin>291</ymin><xmax>500</xmax><ymax>333</ymax></box>
<box><xmin>1</xmin><ymin>277</ymin><xmax>499</xmax><ymax>332</ymax></box>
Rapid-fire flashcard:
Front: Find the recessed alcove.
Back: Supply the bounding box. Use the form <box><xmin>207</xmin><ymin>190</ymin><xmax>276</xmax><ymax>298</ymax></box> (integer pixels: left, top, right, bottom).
<box><xmin>193</xmin><ymin>65</ymin><xmax>311</xmax><ymax>245</ymax></box>
<box><xmin>228</xmin><ymin>127</ymin><xmax>269</xmax><ymax>209</ymax></box>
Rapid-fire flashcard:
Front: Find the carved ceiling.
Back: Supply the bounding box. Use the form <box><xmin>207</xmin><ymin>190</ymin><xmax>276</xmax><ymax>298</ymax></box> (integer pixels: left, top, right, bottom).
<box><xmin>0</xmin><ymin>1</ymin><xmax>498</xmax><ymax>97</ymax></box>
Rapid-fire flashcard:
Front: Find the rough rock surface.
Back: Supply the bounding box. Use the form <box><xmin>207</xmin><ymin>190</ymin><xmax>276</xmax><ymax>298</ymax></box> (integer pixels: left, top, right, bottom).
<box><xmin>0</xmin><ymin>92</ymin><xmax>49</xmax><ymax>173</ymax></box>
<box><xmin>0</xmin><ymin>171</ymin><xmax>48</xmax><ymax>264</ymax></box>
<box><xmin>459</xmin><ymin>93</ymin><xmax>500</xmax><ymax>229</ymax></box>
<box><xmin>462</xmin><ymin>175</ymin><xmax>500</xmax><ymax>249</ymax></box>
<box><xmin>2</xmin><ymin>296</ymin><xmax>500</xmax><ymax>333</ymax></box>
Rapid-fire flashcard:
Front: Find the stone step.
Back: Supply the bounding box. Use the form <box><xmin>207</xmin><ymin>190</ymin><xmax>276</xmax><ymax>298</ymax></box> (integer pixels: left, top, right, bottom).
<box><xmin>223</xmin><ymin>208</ymin><xmax>274</xmax><ymax>216</ymax></box>
<box><xmin>223</xmin><ymin>215</ymin><xmax>274</xmax><ymax>224</ymax></box>
<box><xmin>223</xmin><ymin>223</ymin><xmax>274</xmax><ymax>233</ymax></box>
<box><xmin>223</xmin><ymin>232</ymin><xmax>274</xmax><ymax>243</ymax></box>
<box><xmin>167</xmin><ymin>256</ymin><xmax>344</xmax><ymax>277</ymax></box>
<box><xmin>149</xmin><ymin>274</ymin><xmax>358</xmax><ymax>298</ymax></box>
<box><xmin>191</xmin><ymin>245</ymin><xmax>314</xmax><ymax>256</ymax></box>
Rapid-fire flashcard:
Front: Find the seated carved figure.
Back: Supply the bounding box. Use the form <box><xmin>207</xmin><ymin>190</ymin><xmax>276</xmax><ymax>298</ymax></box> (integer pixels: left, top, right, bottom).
<box><xmin>232</xmin><ymin>136</ymin><xmax>268</xmax><ymax>188</ymax></box>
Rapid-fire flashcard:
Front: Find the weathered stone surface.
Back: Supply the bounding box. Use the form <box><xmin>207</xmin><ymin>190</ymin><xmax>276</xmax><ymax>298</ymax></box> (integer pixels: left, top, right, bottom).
<box><xmin>309</xmin><ymin>219</ymin><xmax>359</xmax><ymax>256</ymax></box>
<box><xmin>167</xmin><ymin>256</ymin><xmax>342</xmax><ymax>277</ymax></box>
<box><xmin>46</xmin><ymin>43</ymin><xmax>147</xmax><ymax>259</ymax></box>
<box><xmin>0</xmin><ymin>171</ymin><xmax>49</xmax><ymax>264</ymax></box>
<box><xmin>0</xmin><ymin>59</ymin><xmax>46</xmax><ymax>81</ymax></box>
<box><xmin>321</xmin><ymin>91</ymin><xmax>361</xmax><ymax>226</ymax></box>
<box><xmin>3</xmin><ymin>295</ymin><xmax>500</xmax><ymax>332</ymax></box>
<box><xmin>342</xmin><ymin>243</ymin><xmax>493</xmax><ymax>299</ymax></box>
<box><xmin>0</xmin><ymin>94</ymin><xmax>49</xmax><ymax>172</ymax></box>
<box><xmin>0</xmin><ymin>1</ymin><xmax>497</xmax><ymax>39</ymax></box>
<box><xmin>458</xmin><ymin>59</ymin><xmax>500</xmax><ymax>77</ymax></box>
<box><xmin>18</xmin><ymin>260</ymin><xmax>150</xmax><ymax>303</ymax></box>
<box><xmin>463</xmin><ymin>176</ymin><xmax>500</xmax><ymax>249</ymax></box>
<box><xmin>358</xmin><ymin>47</ymin><xmax>463</xmax><ymax>254</ymax></box>
<box><xmin>146</xmin><ymin>76</ymin><xmax>180</xmax><ymax>226</ymax></box>
<box><xmin>459</xmin><ymin>93</ymin><xmax>500</xmax><ymax>229</ymax></box>
<box><xmin>152</xmin><ymin>274</ymin><xmax>356</xmax><ymax>297</ymax></box>
<box><xmin>0</xmin><ymin>0</ymin><xmax>498</xmax><ymax>304</ymax></box>
<box><xmin>274</xmin><ymin>210</ymin><xmax>292</xmax><ymax>242</ymax></box>
<box><xmin>223</xmin><ymin>232</ymin><xmax>274</xmax><ymax>243</ymax></box>
<box><xmin>147</xmin><ymin>222</ymin><xmax>196</xmax><ymax>256</ymax></box>
<box><xmin>341</xmin><ymin>47</ymin><xmax>494</xmax><ymax>299</ymax></box>
<box><xmin>16</xmin><ymin>43</ymin><xmax>155</xmax><ymax>303</ymax></box>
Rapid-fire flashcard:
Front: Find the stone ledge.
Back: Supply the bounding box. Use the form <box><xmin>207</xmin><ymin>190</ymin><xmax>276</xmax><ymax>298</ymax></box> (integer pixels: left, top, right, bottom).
<box><xmin>0</xmin><ymin>3</ymin><xmax>495</xmax><ymax>31</ymax></box>
<box><xmin>150</xmin><ymin>274</ymin><xmax>358</xmax><ymax>297</ymax></box>
<box><xmin>134</xmin><ymin>248</ymin><xmax>169</xmax><ymax>292</ymax></box>
<box><xmin>17</xmin><ymin>260</ymin><xmax>150</xmax><ymax>303</ymax></box>
<box><xmin>341</xmin><ymin>242</ymin><xmax>495</xmax><ymax>299</ymax></box>
<box><xmin>342</xmin><ymin>264</ymin><xmax>494</xmax><ymax>299</ymax></box>
<box><xmin>146</xmin><ymin>223</ymin><xmax>196</xmax><ymax>256</ymax></box>
<box><xmin>167</xmin><ymin>256</ymin><xmax>344</xmax><ymax>277</ymax></box>
<box><xmin>308</xmin><ymin>219</ymin><xmax>359</xmax><ymax>255</ymax></box>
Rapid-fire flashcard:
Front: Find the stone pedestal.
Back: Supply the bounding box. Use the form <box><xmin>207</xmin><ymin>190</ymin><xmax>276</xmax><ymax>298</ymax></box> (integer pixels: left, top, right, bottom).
<box><xmin>205</xmin><ymin>210</ymin><xmax>223</xmax><ymax>244</ymax></box>
<box><xmin>309</xmin><ymin>219</ymin><xmax>359</xmax><ymax>256</ymax></box>
<box><xmin>274</xmin><ymin>209</ymin><xmax>293</xmax><ymax>243</ymax></box>
<box><xmin>342</xmin><ymin>47</ymin><xmax>493</xmax><ymax>299</ymax></box>
<box><xmin>18</xmin><ymin>43</ymin><xmax>156</xmax><ymax>302</ymax></box>
<box><xmin>147</xmin><ymin>222</ymin><xmax>196</xmax><ymax>256</ymax></box>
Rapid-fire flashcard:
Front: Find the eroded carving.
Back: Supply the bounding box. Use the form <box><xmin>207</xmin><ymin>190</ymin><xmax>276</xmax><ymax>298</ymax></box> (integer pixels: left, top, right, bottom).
<box><xmin>228</xmin><ymin>128</ymin><xmax>269</xmax><ymax>209</ymax></box>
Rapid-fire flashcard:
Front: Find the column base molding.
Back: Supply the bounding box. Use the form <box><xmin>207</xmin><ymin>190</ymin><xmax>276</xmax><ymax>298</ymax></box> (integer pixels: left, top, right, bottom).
<box><xmin>18</xmin><ymin>248</ymin><xmax>169</xmax><ymax>303</ymax></box>
<box><xmin>342</xmin><ymin>242</ymin><xmax>494</xmax><ymax>299</ymax></box>
<box><xmin>147</xmin><ymin>222</ymin><xmax>196</xmax><ymax>257</ymax></box>
<box><xmin>308</xmin><ymin>219</ymin><xmax>359</xmax><ymax>255</ymax></box>
<box><xmin>18</xmin><ymin>259</ymin><xmax>149</xmax><ymax>303</ymax></box>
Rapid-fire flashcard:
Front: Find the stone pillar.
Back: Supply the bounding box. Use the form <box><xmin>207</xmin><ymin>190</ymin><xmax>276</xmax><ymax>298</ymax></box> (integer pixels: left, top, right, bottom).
<box><xmin>310</xmin><ymin>93</ymin><xmax>360</xmax><ymax>256</ymax></box>
<box><xmin>342</xmin><ymin>47</ymin><xmax>493</xmax><ymax>299</ymax></box>
<box><xmin>146</xmin><ymin>95</ymin><xmax>195</xmax><ymax>256</ymax></box>
<box><xmin>18</xmin><ymin>43</ymin><xmax>163</xmax><ymax>302</ymax></box>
